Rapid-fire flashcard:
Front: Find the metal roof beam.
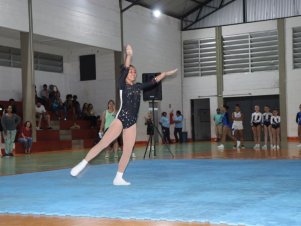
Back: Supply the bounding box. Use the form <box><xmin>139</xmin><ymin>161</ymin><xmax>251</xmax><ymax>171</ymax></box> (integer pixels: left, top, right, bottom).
<box><xmin>121</xmin><ymin>0</ymin><xmax>142</xmax><ymax>13</ymax></box>
<box><xmin>182</xmin><ymin>0</ymin><xmax>237</xmax><ymax>30</ymax></box>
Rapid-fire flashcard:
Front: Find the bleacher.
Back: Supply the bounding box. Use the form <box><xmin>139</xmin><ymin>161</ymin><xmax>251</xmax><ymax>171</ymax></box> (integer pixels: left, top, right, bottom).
<box><xmin>0</xmin><ymin>100</ymin><xmax>98</xmax><ymax>154</ymax></box>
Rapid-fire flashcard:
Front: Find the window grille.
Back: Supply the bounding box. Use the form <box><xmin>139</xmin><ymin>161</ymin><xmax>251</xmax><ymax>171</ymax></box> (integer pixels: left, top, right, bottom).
<box><xmin>223</xmin><ymin>30</ymin><xmax>278</xmax><ymax>74</ymax></box>
<box><xmin>0</xmin><ymin>45</ymin><xmax>63</xmax><ymax>73</ymax></box>
<box><xmin>183</xmin><ymin>38</ymin><xmax>216</xmax><ymax>77</ymax></box>
<box><xmin>293</xmin><ymin>26</ymin><xmax>301</xmax><ymax>69</ymax></box>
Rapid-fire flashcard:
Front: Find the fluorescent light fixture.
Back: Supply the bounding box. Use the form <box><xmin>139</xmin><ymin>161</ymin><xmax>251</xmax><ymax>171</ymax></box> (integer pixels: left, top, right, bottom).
<box><xmin>153</xmin><ymin>9</ymin><xmax>161</xmax><ymax>18</ymax></box>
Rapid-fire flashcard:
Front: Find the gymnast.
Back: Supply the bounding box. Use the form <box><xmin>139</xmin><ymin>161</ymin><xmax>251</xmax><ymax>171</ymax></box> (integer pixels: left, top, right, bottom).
<box><xmin>70</xmin><ymin>44</ymin><xmax>177</xmax><ymax>185</ymax></box>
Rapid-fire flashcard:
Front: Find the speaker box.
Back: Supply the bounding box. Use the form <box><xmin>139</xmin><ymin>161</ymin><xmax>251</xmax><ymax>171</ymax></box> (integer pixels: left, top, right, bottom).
<box><xmin>142</xmin><ymin>73</ymin><xmax>162</xmax><ymax>101</ymax></box>
<box><xmin>80</xmin><ymin>54</ymin><xmax>96</xmax><ymax>81</ymax></box>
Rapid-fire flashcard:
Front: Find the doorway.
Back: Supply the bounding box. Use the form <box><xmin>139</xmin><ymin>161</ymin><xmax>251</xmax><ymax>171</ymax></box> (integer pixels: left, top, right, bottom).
<box><xmin>191</xmin><ymin>99</ymin><xmax>211</xmax><ymax>141</ymax></box>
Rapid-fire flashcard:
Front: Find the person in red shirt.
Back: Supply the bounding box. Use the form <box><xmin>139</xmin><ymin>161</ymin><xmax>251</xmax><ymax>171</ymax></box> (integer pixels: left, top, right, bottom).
<box><xmin>18</xmin><ymin>121</ymin><xmax>33</xmax><ymax>154</ymax></box>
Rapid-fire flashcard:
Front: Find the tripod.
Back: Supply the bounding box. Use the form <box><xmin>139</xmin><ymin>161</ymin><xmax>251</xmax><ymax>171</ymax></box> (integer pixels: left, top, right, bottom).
<box><xmin>143</xmin><ymin>99</ymin><xmax>174</xmax><ymax>159</ymax></box>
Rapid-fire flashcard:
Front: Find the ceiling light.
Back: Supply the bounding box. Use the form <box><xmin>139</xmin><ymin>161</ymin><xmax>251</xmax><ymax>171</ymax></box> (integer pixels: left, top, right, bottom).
<box><xmin>153</xmin><ymin>9</ymin><xmax>161</xmax><ymax>18</ymax></box>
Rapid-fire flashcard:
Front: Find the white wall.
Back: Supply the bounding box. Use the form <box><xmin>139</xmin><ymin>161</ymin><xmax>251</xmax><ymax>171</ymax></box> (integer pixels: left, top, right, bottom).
<box><xmin>0</xmin><ymin>0</ymin><xmax>28</xmax><ymax>32</ymax></box>
<box><xmin>123</xmin><ymin>3</ymin><xmax>182</xmax><ymax>141</ymax></box>
<box><xmin>64</xmin><ymin>48</ymin><xmax>116</xmax><ymax>115</ymax></box>
<box><xmin>32</xmin><ymin>0</ymin><xmax>121</xmax><ymax>51</ymax></box>
<box><xmin>285</xmin><ymin>17</ymin><xmax>301</xmax><ymax>138</ymax></box>
<box><xmin>182</xmin><ymin>20</ymin><xmax>281</xmax><ymax>139</ymax></box>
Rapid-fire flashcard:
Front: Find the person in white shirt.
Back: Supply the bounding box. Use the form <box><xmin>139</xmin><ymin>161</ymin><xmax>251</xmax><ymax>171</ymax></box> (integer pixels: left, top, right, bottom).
<box><xmin>35</xmin><ymin>102</ymin><xmax>51</xmax><ymax>130</ymax></box>
<box><xmin>232</xmin><ymin>104</ymin><xmax>245</xmax><ymax>149</ymax></box>
<box><xmin>262</xmin><ymin>105</ymin><xmax>273</xmax><ymax>150</ymax></box>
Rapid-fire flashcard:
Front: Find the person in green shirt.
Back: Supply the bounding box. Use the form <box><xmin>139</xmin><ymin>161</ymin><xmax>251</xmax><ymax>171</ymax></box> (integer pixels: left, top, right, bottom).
<box><xmin>213</xmin><ymin>108</ymin><xmax>223</xmax><ymax>142</ymax></box>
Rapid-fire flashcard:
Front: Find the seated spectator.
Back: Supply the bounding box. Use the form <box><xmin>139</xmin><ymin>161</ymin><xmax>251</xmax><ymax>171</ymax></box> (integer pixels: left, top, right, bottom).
<box><xmin>86</xmin><ymin>103</ymin><xmax>98</xmax><ymax>128</ymax></box>
<box><xmin>63</xmin><ymin>94</ymin><xmax>73</xmax><ymax>120</ymax></box>
<box><xmin>40</xmin><ymin>84</ymin><xmax>49</xmax><ymax>102</ymax></box>
<box><xmin>35</xmin><ymin>102</ymin><xmax>51</xmax><ymax>130</ymax></box>
<box><xmin>81</xmin><ymin>103</ymin><xmax>89</xmax><ymax>119</ymax></box>
<box><xmin>49</xmin><ymin>85</ymin><xmax>60</xmax><ymax>103</ymax></box>
<box><xmin>73</xmin><ymin>95</ymin><xmax>81</xmax><ymax>120</ymax></box>
<box><xmin>50</xmin><ymin>92</ymin><xmax>64</xmax><ymax>120</ymax></box>
<box><xmin>18</xmin><ymin>121</ymin><xmax>33</xmax><ymax>154</ymax></box>
<box><xmin>35</xmin><ymin>85</ymin><xmax>46</xmax><ymax>106</ymax></box>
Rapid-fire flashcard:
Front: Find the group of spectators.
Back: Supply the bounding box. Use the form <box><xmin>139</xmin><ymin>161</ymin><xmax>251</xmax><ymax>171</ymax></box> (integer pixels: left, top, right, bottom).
<box><xmin>35</xmin><ymin>84</ymin><xmax>99</xmax><ymax>128</ymax></box>
<box><xmin>0</xmin><ymin>84</ymin><xmax>101</xmax><ymax>157</ymax></box>
<box><xmin>214</xmin><ymin>104</ymin><xmax>301</xmax><ymax>150</ymax></box>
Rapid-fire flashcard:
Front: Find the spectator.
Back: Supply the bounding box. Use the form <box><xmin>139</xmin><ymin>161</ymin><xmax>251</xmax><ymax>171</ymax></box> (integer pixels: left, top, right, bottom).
<box><xmin>0</xmin><ymin>104</ymin><xmax>4</xmax><ymax>152</ymax></box>
<box><xmin>174</xmin><ymin>110</ymin><xmax>183</xmax><ymax>143</ymax></box>
<box><xmin>232</xmin><ymin>104</ymin><xmax>245</xmax><ymax>149</ymax></box>
<box><xmin>296</xmin><ymin>104</ymin><xmax>301</xmax><ymax>148</ymax></box>
<box><xmin>73</xmin><ymin>95</ymin><xmax>81</xmax><ymax>120</ymax></box>
<box><xmin>18</xmin><ymin>121</ymin><xmax>33</xmax><ymax>154</ymax></box>
<box><xmin>159</xmin><ymin>112</ymin><xmax>171</xmax><ymax>144</ymax></box>
<box><xmin>217</xmin><ymin>105</ymin><xmax>237</xmax><ymax>150</ymax></box>
<box><xmin>100</xmin><ymin>100</ymin><xmax>119</xmax><ymax>158</ymax></box>
<box><xmin>86</xmin><ymin>103</ymin><xmax>98</xmax><ymax>128</ymax></box>
<box><xmin>81</xmin><ymin>103</ymin><xmax>89</xmax><ymax>119</ymax></box>
<box><xmin>1</xmin><ymin>105</ymin><xmax>21</xmax><ymax>157</ymax></box>
<box><xmin>50</xmin><ymin>92</ymin><xmax>64</xmax><ymax>120</ymax></box>
<box><xmin>213</xmin><ymin>108</ymin><xmax>223</xmax><ymax>142</ymax></box>
<box><xmin>40</xmin><ymin>84</ymin><xmax>49</xmax><ymax>102</ymax></box>
<box><xmin>35</xmin><ymin>102</ymin><xmax>51</xmax><ymax>130</ymax></box>
<box><xmin>63</xmin><ymin>94</ymin><xmax>73</xmax><ymax>120</ymax></box>
<box><xmin>251</xmin><ymin>105</ymin><xmax>262</xmax><ymax>150</ymax></box>
<box><xmin>271</xmin><ymin>109</ymin><xmax>281</xmax><ymax>150</ymax></box>
<box><xmin>262</xmin><ymin>105</ymin><xmax>273</xmax><ymax>150</ymax></box>
<box><xmin>8</xmin><ymin>98</ymin><xmax>18</xmax><ymax>114</ymax></box>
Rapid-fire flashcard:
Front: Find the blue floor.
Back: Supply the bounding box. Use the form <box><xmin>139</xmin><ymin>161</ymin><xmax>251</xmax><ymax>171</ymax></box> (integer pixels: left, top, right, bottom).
<box><xmin>0</xmin><ymin>159</ymin><xmax>300</xmax><ymax>226</ymax></box>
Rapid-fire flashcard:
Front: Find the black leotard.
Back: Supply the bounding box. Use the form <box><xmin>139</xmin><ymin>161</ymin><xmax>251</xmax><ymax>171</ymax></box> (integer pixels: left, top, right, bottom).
<box><xmin>116</xmin><ymin>66</ymin><xmax>157</xmax><ymax>128</ymax></box>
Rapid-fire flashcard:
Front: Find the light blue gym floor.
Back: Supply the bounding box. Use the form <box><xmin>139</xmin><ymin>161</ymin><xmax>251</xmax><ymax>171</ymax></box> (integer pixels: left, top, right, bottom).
<box><xmin>0</xmin><ymin>142</ymin><xmax>301</xmax><ymax>226</ymax></box>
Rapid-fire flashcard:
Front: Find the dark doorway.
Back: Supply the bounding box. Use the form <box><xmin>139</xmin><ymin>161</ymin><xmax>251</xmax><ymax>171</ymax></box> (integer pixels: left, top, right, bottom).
<box><xmin>224</xmin><ymin>95</ymin><xmax>279</xmax><ymax>141</ymax></box>
<box><xmin>191</xmin><ymin>99</ymin><xmax>211</xmax><ymax>141</ymax></box>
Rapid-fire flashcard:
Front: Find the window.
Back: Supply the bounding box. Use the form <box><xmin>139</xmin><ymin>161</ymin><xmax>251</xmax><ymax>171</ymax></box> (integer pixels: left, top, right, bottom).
<box><xmin>183</xmin><ymin>38</ymin><xmax>216</xmax><ymax>77</ymax></box>
<box><xmin>0</xmin><ymin>45</ymin><xmax>63</xmax><ymax>73</ymax></box>
<box><xmin>293</xmin><ymin>26</ymin><xmax>301</xmax><ymax>69</ymax></box>
<box><xmin>223</xmin><ymin>30</ymin><xmax>278</xmax><ymax>74</ymax></box>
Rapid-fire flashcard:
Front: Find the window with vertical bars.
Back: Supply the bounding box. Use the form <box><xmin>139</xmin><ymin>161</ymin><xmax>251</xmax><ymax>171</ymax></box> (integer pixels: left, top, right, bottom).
<box><xmin>183</xmin><ymin>38</ymin><xmax>216</xmax><ymax>77</ymax></box>
<box><xmin>0</xmin><ymin>45</ymin><xmax>63</xmax><ymax>73</ymax></box>
<box><xmin>223</xmin><ymin>30</ymin><xmax>278</xmax><ymax>74</ymax></box>
<box><xmin>293</xmin><ymin>26</ymin><xmax>301</xmax><ymax>69</ymax></box>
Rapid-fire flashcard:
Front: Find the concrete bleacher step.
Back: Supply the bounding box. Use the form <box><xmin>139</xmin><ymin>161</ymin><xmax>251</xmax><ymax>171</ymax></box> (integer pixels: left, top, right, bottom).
<box><xmin>59</xmin><ymin>130</ymin><xmax>72</xmax><ymax>140</ymax></box>
<box><xmin>51</xmin><ymin>120</ymin><xmax>60</xmax><ymax>130</ymax></box>
<box><xmin>72</xmin><ymin>140</ymin><xmax>84</xmax><ymax>149</ymax></box>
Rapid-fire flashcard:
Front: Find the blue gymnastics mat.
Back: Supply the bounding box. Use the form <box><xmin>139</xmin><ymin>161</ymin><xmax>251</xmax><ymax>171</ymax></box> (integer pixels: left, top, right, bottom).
<box><xmin>0</xmin><ymin>159</ymin><xmax>300</xmax><ymax>226</ymax></box>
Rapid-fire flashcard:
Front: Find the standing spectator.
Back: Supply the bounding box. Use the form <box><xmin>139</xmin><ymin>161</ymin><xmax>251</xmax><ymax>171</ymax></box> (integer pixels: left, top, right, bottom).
<box><xmin>100</xmin><ymin>100</ymin><xmax>119</xmax><ymax>159</ymax></box>
<box><xmin>18</xmin><ymin>121</ymin><xmax>33</xmax><ymax>154</ymax></box>
<box><xmin>232</xmin><ymin>104</ymin><xmax>245</xmax><ymax>149</ymax></box>
<box><xmin>271</xmin><ymin>109</ymin><xmax>281</xmax><ymax>150</ymax></box>
<box><xmin>35</xmin><ymin>102</ymin><xmax>51</xmax><ymax>130</ymax></box>
<box><xmin>159</xmin><ymin>112</ymin><xmax>171</xmax><ymax>144</ymax></box>
<box><xmin>1</xmin><ymin>105</ymin><xmax>21</xmax><ymax>157</ymax></box>
<box><xmin>174</xmin><ymin>110</ymin><xmax>183</xmax><ymax>143</ymax></box>
<box><xmin>262</xmin><ymin>105</ymin><xmax>273</xmax><ymax>150</ymax></box>
<box><xmin>251</xmin><ymin>105</ymin><xmax>262</xmax><ymax>150</ymax></box>
<box><xmin>0</xmin><ymin>104</ymin><xmax>4</xmax><ymax>152</ymax></box>
<box><xmin>296</xmin><ymin>104</ymin><xmax>301</xmax><ymax>148</ymax></box>
<box><xmin>217</xmin><ymin>105</ymin><xmax>237</xmax><ymax>150</ymax></box>
<box><xmin>213</xmin><ymin>108</ymin><xmax>223</xmax><ymax>142</ymax></box>
<box><xmin>8</xmin><ymin>98</ymin><xmax>18</xmax><ymax>114</ymax></box>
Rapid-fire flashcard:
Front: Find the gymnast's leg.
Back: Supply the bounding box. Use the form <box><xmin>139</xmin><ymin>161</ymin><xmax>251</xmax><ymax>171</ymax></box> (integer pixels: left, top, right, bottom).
<box><xmin>113</xmin><ymin>123</ymin><xmax>136</xmax><ymax>186</ymax></box>
<box><xmin>70</xmin><ymin>119</ymin><xmax>123</xmax><ymax>176</ymax></box>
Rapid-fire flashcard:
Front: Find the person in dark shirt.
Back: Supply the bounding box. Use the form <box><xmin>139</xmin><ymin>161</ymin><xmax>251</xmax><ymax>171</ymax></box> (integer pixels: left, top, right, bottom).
<box><xmin>70</xmin><ymin>44</ymin><xmax>177</xmax><ymax>185</ymax></box>
<box><xmin>296</xmin><ymin>104</ymin><xmax>301</xmax><ymax>148</ymax></box>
